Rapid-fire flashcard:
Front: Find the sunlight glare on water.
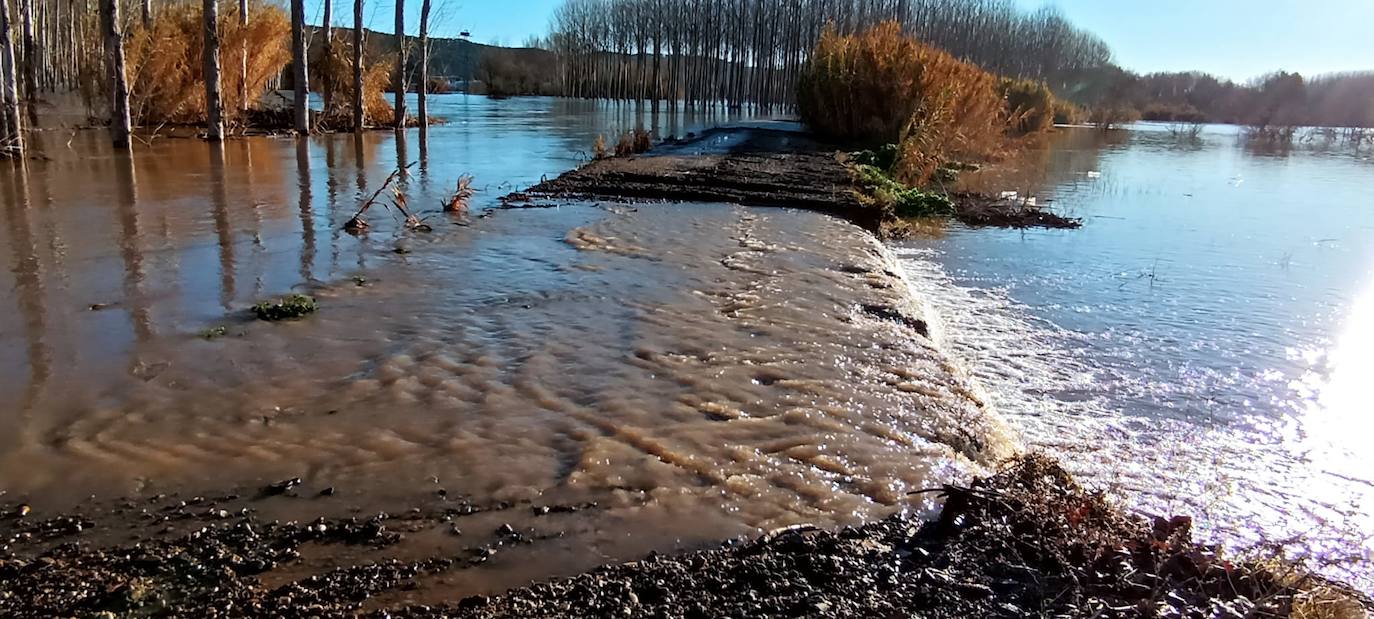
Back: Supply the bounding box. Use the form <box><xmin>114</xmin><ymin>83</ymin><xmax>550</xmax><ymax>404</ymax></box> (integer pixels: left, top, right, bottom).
<box><xmin>898</xmin><ymin>123</ymin><xmax>1374</xmax><ymax>588</ymax></box>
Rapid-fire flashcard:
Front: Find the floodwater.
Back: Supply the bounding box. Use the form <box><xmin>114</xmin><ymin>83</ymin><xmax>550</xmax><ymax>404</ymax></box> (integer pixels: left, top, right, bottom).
<box><xmin>0</xmin><ymin>95</ymin><xmax>1010</xmax><ymax>594</ymax></box>
<box><xmin>898</xmin><ymin>124</ymin><xmax>1374</xmax><ymax>588</ymax></box>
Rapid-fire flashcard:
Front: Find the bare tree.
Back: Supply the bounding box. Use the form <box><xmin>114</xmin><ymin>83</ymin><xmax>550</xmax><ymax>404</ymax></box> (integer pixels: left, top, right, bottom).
<box><xmin>393</xmin><ymin>0</ymin><xmax>405</xmax><ymax>129</ymax></box>
<box><xmin>546</xmin><ymin>0</ymin><xmax>1114</xmax><ymax>110</ymax></box>
<box><xmin>0</xmin><ymin>0</ymin><xmax>23</xmax><ymax>156</ymax></box>
<box><xmin>321</xmin><ymin>0</ymin><xmax>334</xmax><ymax>114</ymax></box>
<box><xmin>352</xmin><ymin>0</ymin><xmax>363</xmax><ymax>131</ymax></box>
<box><xmin>100</xmin><ymin>0</ymin><xmax>132</xmax><ymax>147</ymax></box>
<box><xmin>291</xmin><ymin>0</ymin><xmax>309</xmax><ymax>132</ymax></box>
<box><xmin>417</xmin><ymin>0</ymin><xmax>430</xmax><ymax>127</ymax></box>
<box><xmin>239</xmin><ymin>0</ymin><xmax>248</xmax><ymax>113</ymax></box>
<box><xmin>142</xmin><ymin>0</ymin><xmax>152</xmax><ymax>27</ymax></box>
<box><xmin>203</xmin><ymin>0</ymin><xmax>224</xmax><ymax>140</ymax></box>
<box><xmin>19</xmin><ymin>0</ymin><xmax>35</xmax><ymax>126</ymax></box>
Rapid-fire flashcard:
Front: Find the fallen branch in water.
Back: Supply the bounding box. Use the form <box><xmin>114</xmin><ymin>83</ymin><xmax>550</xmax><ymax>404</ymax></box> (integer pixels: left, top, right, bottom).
<box><xmin>344</xmin><ymin>161</ymin><xmax>418</xmax><ymax>232</ymax></box>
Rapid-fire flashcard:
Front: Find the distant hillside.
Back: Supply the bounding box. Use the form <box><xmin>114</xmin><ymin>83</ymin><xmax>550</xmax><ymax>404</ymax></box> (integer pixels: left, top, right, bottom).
<box><xmin>303</xmin><ymin>27</ymin><xmax>558</xmax><ymax>93</ymax></box>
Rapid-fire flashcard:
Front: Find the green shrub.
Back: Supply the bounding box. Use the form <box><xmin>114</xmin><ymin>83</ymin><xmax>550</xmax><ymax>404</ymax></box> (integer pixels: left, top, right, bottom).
<box><xmin>251</xmin><ymin>294</ymin><xmax>318</xmax><ymax>321</ymax></box>
<box><xmin>851</xmin><ymin>143</ymin><xmax>900</xmax><ymax>172</ymax></box>
<box><xmin>854</xmin><ymin>164</ymin><xmax>954</xmax><ymax>218</ymax></box>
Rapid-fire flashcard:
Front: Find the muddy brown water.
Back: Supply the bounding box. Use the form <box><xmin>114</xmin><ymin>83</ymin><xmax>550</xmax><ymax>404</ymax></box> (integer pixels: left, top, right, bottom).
<box><xmin>0</xmin><ymin>96</ymin><xmax>1013</xmax><ymax>598</ymax></box>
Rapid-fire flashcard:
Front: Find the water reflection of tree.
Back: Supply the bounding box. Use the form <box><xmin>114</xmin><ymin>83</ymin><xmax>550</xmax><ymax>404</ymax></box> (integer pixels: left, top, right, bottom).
<box><xmin>113</xmin><ymin>150</ymin><xmax>152</xmax><ymax>343</ymax></box>
<box><xmin>1</xmin><ymin>158</ymin><xmax>50</xmax><ymax>451</ymax></box>
<box><xmin>296</xmin><ymin>138</ymin><xmax>315</xmax><ymax>283</ymax></box>
<box><xmin>956</xmin><ymin>128</ymin><xmax>1112</xmax><ymax>199</ymax></box>
<box><xmin>209</xmin><ymin>143</ymin><xmax>236</xmax><ymax>310</ymax></box>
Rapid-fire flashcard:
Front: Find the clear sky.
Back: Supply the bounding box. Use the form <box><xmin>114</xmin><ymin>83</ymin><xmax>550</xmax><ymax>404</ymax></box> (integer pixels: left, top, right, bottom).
<box><xmin>1013</xmin><ymin>0</ymin><xmax>1374</xmax><ymax>81</ymax></box>
<box><xmin>330</xmin><ymin>0</ymin><xmax>1374</xmax><ymax>82</ymax></box>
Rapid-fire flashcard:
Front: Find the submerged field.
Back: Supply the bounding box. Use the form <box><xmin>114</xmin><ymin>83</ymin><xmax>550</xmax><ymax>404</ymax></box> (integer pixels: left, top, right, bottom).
<box><xmin>1</xmin><ymin>97</ymin><xmax>1372</xmax><ymax>613</ymax></box>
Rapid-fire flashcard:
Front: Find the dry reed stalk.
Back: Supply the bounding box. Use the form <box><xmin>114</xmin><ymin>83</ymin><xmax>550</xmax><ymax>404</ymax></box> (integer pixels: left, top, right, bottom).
<box><xmin>443</xmin><ymin>175</ymin><xmax>475</xmax><ymax>213</ymax></box>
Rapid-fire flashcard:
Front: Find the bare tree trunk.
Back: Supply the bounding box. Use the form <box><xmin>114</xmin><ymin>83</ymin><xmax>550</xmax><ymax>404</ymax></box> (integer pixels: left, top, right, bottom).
<box><xmin>202</xmin><ymin>0</ymin><xmax>223</xmax><ymax>140</ymax></box>
<box><xmin>321</xmin><ymin>0</ymin><xmax>333</xmax><ymax>114</ymax></box>
<box><xmin>352</xmin><ymin>0</ymin><xmax>362</xmax><ymax>131</ymax></box>
<box><xmin>291</xmin><ymin>0</ymin><xmax>308</xmax><ymax>133</ymax></box>
<box><xmin>392</xmin><ymin>0</ymin><xmax>404</xmax><ymax>129</ymax></box>
<box><xmin>19</xmin><ymin>0</ymin><xmax>36</xmax><ymax>126</ymax></box>
<box><xmin>100</xmin><ymin>0</ymin><xmax>131</xmax><ymax>147</ymax></box>
<box><xmin>0</xmin><ymin>0</ymin><xmax>24</xmax><ymax>155</ymax></box>
<box><xmin>238</xmin><ymin>0</ymin><xmax>247</xmax><ymax>113</ymax></box>
<box><xmin>141</xmin><ymin>0</ymin><xmax>150</xmax><ymax>27</ymax></box>
<box><xmin>417</xmin><ymin>0</ymin><xmax>429</xmax><ymax>128</ymax></box>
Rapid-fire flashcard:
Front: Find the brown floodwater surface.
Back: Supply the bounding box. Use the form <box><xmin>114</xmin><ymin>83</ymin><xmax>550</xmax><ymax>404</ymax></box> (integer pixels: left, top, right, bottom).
<box><xmin>0</xmin><ymin>97</ymin><xmax>1009</xmax><ymax>594</ymax></box>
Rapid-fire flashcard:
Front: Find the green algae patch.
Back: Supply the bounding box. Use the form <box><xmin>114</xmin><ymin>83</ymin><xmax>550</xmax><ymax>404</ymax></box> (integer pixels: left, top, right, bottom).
<box><xmin>251</xmin><ymin>294</ymin><xmax>318</xmax><ymax>321</ymax></box>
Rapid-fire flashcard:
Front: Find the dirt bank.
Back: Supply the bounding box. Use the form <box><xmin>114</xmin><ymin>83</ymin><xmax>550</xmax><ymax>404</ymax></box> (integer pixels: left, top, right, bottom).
<box><xmin>516</xmin><ymin>127</ymin><xmax>1081</xmax><ymax>233</ymax></box>
<box><xmin>4</xmin><ymin>456</ymin><xmax>1363</xmax><ymax>618</ymax></box>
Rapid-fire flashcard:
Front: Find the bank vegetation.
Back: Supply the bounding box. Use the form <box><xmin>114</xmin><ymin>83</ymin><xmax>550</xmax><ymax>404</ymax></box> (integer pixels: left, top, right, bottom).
<box><xmin>0</xmin><ymin>0</ymin><xmax>444</xmax><ymax>157</ymax></box>
<box><xmin>522</xmin><ymin>0</ymin><xmax>1373</xmax><ymax>142</ymax></box>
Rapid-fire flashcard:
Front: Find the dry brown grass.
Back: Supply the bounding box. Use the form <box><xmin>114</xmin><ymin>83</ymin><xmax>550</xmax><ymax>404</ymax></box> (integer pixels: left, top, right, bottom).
<box><xmin>1247</xmin><ymin>557</ymin><xmax>1372</xmax><ymax>619</ymax></box>
<box><xmin>797</xmin><ymin>22</ymin><xmax>1007</xmax><ymax>185</ymax></box>
<box><xmin>123</xmin><ymin>2</ymin><xmax>290</xmax><ymax>126</ymax></box>
<box><xmin>612</xmin><ymin>129</ymin><xmax>652</xmax><ymax>156</ymax></box>
<box><xmin>444</xmin><ymin>175</ymin><xmax>475</xmax><ymax>213</ymax></box>
<box><xmin>1000</xmin><ymin>78</ymin><xmax>1056</xmax><ymax>136</ymax></box>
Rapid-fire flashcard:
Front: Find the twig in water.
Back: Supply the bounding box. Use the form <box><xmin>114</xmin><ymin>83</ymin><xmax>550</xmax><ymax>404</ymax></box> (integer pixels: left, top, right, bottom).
<box><xmin>345</xmin><ymin>161</ymin><xmax>418</xmax><ymax>232</ymax></box>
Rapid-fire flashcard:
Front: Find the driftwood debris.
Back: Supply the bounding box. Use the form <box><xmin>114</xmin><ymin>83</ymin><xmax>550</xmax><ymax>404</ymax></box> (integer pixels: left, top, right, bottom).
<box><xmin>343</xmin><ymin>161</ymin><xmax>418</xmax><ymax>232</ymax></box>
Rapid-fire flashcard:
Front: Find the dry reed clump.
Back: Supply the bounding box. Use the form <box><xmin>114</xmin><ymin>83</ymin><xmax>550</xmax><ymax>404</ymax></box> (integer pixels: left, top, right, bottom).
<box><xmin>1000</xmin><ymin>78</ymin><xmax>1056</xmax><ymax>136</ymax></box>
<box><xmin>1052</xmin><ymin>98</ymin><xmax>1085</xmax><ymax>124</ymax></box>
<box><xmin>613</xmin><ymin>129</ymin><xmax>653</xmax><ymax>156</ymax></box>
<box><xmin>314</xmin><ymin>33</ymin><xmax>396</xmax><ymax>130</ymax></box>
<box><xmin>592</xmin><ymin>134</ymin><xmax>609</xmax><ymax>159</ymax></box>
<box><xmin>444</xmin><ymin>175</ymin><xmax>475</xmax><ymax>213</ymax></box>
<box><xmin>797</xmin><ymin>21</ymin><xmax>1007</xmax><ymax>185</ymax></box>
<box><xmin>122</xmin><ymin>3</ymin><xmax>290</xmax><ymax>126</ymax></box>
<box><xmin>1088</xmin><ymin>104</ymin><xmax>1141</xmax><ymax>130</ymax></box>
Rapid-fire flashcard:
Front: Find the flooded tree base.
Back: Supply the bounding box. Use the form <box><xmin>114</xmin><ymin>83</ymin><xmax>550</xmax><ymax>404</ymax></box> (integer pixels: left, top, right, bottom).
<box><xmin>520</xmin><ymin>128</ymin><xmax>1080</xmax><ymax>234</ymax></box>
<box><xmin>3</xmin><ymin>456</ymin><xmax>1362</xmax><ymax>618</ymax></box>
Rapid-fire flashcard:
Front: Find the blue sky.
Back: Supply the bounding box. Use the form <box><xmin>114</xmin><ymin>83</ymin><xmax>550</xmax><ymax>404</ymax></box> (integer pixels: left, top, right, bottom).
<box><xmin>328</xmin><ymin>0</ymin><xmax>1374</xmax><ymax>82</ymax></box>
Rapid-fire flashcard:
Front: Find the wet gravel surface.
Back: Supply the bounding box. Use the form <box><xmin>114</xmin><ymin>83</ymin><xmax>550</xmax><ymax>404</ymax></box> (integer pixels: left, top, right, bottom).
<box><xmin>5</xmin><ymin>457</ymin><xmax>1363</xmax><ymax>618</ymax></box>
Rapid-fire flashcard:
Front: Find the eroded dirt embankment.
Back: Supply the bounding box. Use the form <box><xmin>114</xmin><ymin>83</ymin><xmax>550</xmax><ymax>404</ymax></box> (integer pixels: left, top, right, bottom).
<box><xmin>517</xmin><ymin>127</ymin><xmax>1081</xmax><ymax>232</ymax></box>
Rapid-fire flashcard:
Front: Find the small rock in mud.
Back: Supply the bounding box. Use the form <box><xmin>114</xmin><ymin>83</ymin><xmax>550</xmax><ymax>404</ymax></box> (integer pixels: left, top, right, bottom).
<box><xmin>262</xmin><ymin>477</ymin><xmax>303</xmax><ymax>496</ymax></box>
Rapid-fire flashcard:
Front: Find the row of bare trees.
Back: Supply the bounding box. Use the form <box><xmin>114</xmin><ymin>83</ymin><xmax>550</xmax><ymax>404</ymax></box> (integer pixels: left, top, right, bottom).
<box><xmin>546</xmin><ymin>0</ymin><xmax>1113</xmax><ymax>110</ymax></box>
<box><xmin>0</xmin><ymin>0</ymin><xmax>440</xmax><ymax>157</ymax></box>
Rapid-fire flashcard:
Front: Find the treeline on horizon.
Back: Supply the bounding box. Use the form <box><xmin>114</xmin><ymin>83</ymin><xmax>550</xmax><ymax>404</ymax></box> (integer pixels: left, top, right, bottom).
<box><xmin>477</xmin><ymin>0</ymin><xmax>1374</xmax><ymax>130</ymax></box>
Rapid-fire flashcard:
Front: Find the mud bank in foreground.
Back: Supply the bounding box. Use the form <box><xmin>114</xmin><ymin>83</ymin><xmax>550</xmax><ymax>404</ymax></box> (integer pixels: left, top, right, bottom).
<box><xmin>4</xmin><ymin>456</ymin><xmax>1366</xmax><ymax>618</ymax></box>
<box><xmin>516</xmin><ymin>127</ymin><xmax>1081</xmax><ymax>233</ymax></box>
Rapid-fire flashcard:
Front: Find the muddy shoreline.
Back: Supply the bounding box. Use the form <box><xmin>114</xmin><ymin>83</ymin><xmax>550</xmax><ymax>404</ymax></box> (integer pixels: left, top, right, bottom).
<box><xmin>5</xmin><ymin>457</ymin><xmax>1365</xmax><ymax>617</ymax></box>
